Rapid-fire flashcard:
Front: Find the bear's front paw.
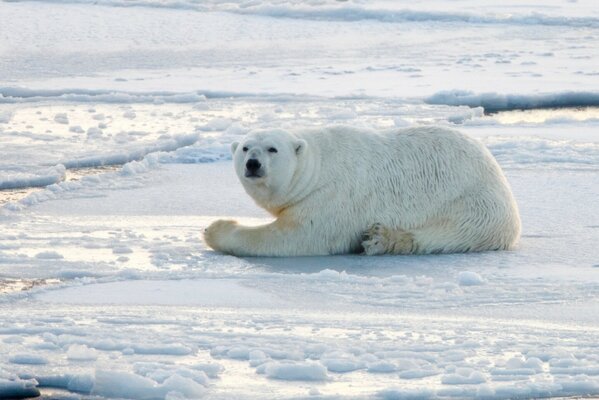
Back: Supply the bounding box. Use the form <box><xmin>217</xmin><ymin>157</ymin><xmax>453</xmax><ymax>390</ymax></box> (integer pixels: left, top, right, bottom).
<box><xmin>204</xmin><ymin>219</ymin><xmax>238</xmax><ymax>252</ymax></box>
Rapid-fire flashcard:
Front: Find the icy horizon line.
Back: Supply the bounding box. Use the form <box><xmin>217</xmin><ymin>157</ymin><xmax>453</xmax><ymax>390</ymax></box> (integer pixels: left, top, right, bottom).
<box><xmin>3</xmin><ymin>0</ymin><xmax>599</xmax><ymax>28</ymax></box>
<box><xmin>3</xmin><ymin>86</ymin><xmax>599</xmax><ymax>113</ymax></box>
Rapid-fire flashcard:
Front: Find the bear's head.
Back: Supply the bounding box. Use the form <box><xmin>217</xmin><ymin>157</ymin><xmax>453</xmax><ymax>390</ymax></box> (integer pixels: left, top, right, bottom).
<box><xmin>231</xmin><ymin>129</ymin><xmax>307</xmax><ymax>209</ymax></box>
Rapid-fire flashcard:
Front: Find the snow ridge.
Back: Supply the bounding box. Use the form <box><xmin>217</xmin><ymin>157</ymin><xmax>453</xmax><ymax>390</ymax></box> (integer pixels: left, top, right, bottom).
<box><xmin>4</xmin><ymin>1</ymin><xmax>599</xmax><ymax>28</ymax></box>
<box><xmin>426</xmin><ymin>90</ymin><xmax>599</xmax><ymax>112</ymax></box>
<box><xmin>0</xmin><ymin>87</ymin><xmax>324</xmax><ymax>104</ymax></box>
<box><xmin>229</xmin><ymin>5</ymin><xmax>599</xmax><ymax>28</ymax></box>
<box><xmin>0</xmin><ymin>165</ymin><xmax>66</xmax><ymax>190</ymax></box>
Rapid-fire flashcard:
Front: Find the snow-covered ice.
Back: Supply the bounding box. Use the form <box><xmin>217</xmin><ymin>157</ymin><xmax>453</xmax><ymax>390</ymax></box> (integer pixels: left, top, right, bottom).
<box><xmin>1</xmin><ymin>0</ymin><xmax>598</xmax><ymax>398</ymax></box>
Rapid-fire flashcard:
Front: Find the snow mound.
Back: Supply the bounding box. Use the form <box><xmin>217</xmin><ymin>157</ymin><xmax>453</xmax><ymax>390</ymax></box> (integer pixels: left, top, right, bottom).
<box><xmin>321</xmin><ymin>357</ymin><xmax>363</xmax><ymax>373</ymax></box>
<box><xmin>35</xmin><ymin>251</ymin><xmax>64</xmax><ymax>260</ymax></box>
<box><xmin>61</xmin><ymin>133</ymin><xmax>198</xmax><ymax>168</ymax></box>
<box><xmin>66</xmin><ymin>344</ymin><xmax>98</xmax><ymax>361</ymax></box>
<box><xmin>8</xmin><ymin>354</ymin><xmax>49</xmax><ymax>365</ymax></box>
<box><xmin>197</xmin><ymin>118</ymin><xmax>233</xmax><ymax>132</ymax></box>
<box><xmin>262</xmin><ymin>362</ymin><xmax>328</xmax><ymax>381</ymax></box>
<box><xmin>33</xmin><ymin>373</ymin><xmax>95</xmax><ymax>393</ymax></box>
<box><xmin>69</xmin><ymin>125</ymin><xmax>85</xmax><ymax>133</ymax></box>
<box><xmin>441</xmin><ymin>369</ymin><xmax>487</xmax><ymax>384</ymax></box>
<box><xmin>92</xmin><ymin>370</ymin><xmax>206</xmax><ymax>399</ymax></box>
<box><xmin>53</xmin><ymin>113</ymin><xmax>69</xmax><ymax>124</ymax></box>
<box><xmin>123</xmin><ymin>110</ymin><xmax>137</xmax><ymax>119</ymax></box>
<box><xmin>457</xmin><ymin>271</ymin><xmax>485</xmax><ymax>286</ymax></box>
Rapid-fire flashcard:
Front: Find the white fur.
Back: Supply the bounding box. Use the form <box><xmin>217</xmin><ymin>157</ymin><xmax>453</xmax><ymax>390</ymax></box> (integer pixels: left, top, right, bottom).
<box><xmin>204</xmin><ymin>126</ymin><xmax>521</xmax><ymax>256</ymax></box>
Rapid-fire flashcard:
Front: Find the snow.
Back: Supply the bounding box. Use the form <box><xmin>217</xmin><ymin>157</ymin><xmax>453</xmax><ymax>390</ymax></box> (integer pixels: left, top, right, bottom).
<box><xmin>92</xmin><ymin>370</ymin><xmax>206</xmax><ymax>399</ymax></box>
<box><xmin>1</xmin><ymin>0</ymin><xmax>598</xmax><ymax>398</ymax></box>
<box><xmin>441</xmin><ymin>369</ymin><xmax>487</xmax><ymax>385</ymax></box>
<box><xmin>457</xmin><ymin>271</ymin><xmax>485</xmax><ymax>286</ymax></box>
<box><xmin>66</xmin><ymin>344</ymin><xmax>98</xmax><ymax>361</ymax></box>
<box><xmin>38</xmin><ymin>279</ymin><xmax>279</xmax><ymax>307</ymax></box>
<box><xmin>262</xmin><ymin>362</ymin><xmax>329</xmax><ymax>381</ymax></box>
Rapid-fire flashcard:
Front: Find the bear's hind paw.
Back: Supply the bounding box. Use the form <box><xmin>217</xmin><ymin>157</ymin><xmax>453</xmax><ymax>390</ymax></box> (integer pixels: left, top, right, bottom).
<box><xmin>361</xmin><ymin>223</ymin><xmax>415</xmax><ymax>255</ymax></box>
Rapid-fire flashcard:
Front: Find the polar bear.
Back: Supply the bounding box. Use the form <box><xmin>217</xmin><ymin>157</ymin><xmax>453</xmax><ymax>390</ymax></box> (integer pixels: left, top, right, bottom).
<box><xmin>204</xmin><ymin>126</ymin><xmax>520</xmax><ymax>257</ymax></box>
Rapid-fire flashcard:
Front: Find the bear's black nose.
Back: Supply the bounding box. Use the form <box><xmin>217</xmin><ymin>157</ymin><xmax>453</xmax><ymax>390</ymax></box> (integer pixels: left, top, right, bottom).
<box><xmin>246</xmin><ymin>159</ymin><xmax>261</xmax><ymax>172</ymax></box>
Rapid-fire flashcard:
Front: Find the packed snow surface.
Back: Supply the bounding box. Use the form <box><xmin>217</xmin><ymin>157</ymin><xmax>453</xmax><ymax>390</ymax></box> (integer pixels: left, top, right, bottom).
<box><xmin>1</xmin><ymin>0</ymin><xmax>598</xmax><ymax>399</ymax></box>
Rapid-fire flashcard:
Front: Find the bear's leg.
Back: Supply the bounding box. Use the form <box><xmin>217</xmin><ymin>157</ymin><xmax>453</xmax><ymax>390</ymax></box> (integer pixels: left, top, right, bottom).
<box><xmin>408</xmin><ymin>190</ymin><xmax>520</xmax><ymax>254</ymax></box>
<box><xmin>361</xmin><ymin>223</ymin><xmax>416</xmax><ymax>255</ymax></box>
<box><xmin>204</xmin><ymin>219</ymin><xmax>330</xmax><ymax>256</ymax></box>
<box><xmin>409</xmin><ymin>218</ymin><xmax>517</xmax><ymax>254</ymax></box>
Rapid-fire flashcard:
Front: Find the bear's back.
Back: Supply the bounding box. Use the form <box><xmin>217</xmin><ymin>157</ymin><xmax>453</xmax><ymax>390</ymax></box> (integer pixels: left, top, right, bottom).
<box><xmin>297</xmin><ymin>125</ymin><xmax>501</xmax><ymax>193</ymax></box>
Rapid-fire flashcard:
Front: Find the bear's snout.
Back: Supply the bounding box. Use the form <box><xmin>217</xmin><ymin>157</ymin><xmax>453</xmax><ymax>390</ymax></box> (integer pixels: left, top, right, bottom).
<box><xmin>245</xmin><ymin>159</ymin><xmax>263</xmax><ymax>177</ymax></box>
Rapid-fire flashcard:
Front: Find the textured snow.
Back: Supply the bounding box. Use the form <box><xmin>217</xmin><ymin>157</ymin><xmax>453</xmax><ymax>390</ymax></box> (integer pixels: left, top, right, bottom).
<box><xmin>262</xmin><ymin>362</ymin><xmax>329</xmax><ymax>381</ymax></box>
<box><xmin>1</xmin><ymin>0</ymin><xmax>598</xmax><ymax>398</ymax></box>
<box><xmin>66</xmin><ymin>344</ymin><xmax>98</xmax><ymax>361</ymax></box>
<box><xmin>92</xmin><ymin>370</ymin><xmax>206</xmax><ymax>399</ymax></box>
<box><xmin>0</xmin><ymin>165</ymin><xmax>66</xmax><ymax>190</ymax></box>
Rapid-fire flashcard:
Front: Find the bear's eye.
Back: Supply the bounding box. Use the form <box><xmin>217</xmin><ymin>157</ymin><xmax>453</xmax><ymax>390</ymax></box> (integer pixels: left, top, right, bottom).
<box><xmin>268</xmin><ymin>147</ymin><xmax>278</xmax><ymax>153</ymax></box>
<box><xmin>242</xmin><ymin>147</ymin><xmax>248</xmax><ymax>152</ymax></box>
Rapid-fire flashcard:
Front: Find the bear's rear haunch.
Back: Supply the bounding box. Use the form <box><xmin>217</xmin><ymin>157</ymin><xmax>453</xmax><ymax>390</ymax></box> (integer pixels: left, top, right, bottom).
<box><xmin>204</xmin><ymin>126</ymin><xmax>521</xmax><ymax>257</ymax></box>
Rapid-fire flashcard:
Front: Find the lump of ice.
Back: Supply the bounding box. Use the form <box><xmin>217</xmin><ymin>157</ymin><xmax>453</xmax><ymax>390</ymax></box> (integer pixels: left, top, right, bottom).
<box><xmin>67</xmin><ymin>344</ymin><xmax>98</xmax><ymax>361</ymax></box>
<box><xmin>224</xmin><ymin>122</ymin><xmax>249</xmax><ymax>136</ymax></box>
<box><xmin>69</xmin><ymin>125</ymin><xmax>85</xmax><ymax>133</ymax></box>
<box><xmin>9</xmin><ymin>354</ymin><xmax>49</xmax><ymax>365</ymax></box>
<box><xmin>67</xmin><ymin>374</ymin><xmax>95</xmax><ymax>393</ymax></box>
<box><xmin>441</xmin><ymin>368</ymin><xmax>486</xmax><ymax>384</ymax></box>
<box><xmin>190</xmin><ymin>363</ymin><xmax>224</xmax><ymax>379</ymax></box>
<box><xmin>197</xmin><ymin>118</ymin><xmax>232</xmax><ymax>132</ymax></box>
<box><xmin>87</xmin><ymin>127</ymin><xmax>103</xmax><ymax>138</ymax></box>
<box><xmin>447</xmin><ymin>106</ymin><xmax>484</xmax><ymax>124</ymax></box>
<box><xmin>399</xmin><ymin>368</ymin><xmax>440</xmax><ymax>379</ymax></box>
<box><xmin>35</xmin><ymin>251</ymin><xmax>64</xmax><ymax>260</ymax></box>
<box><xmin>321</xmin><ymin>357</ymin><xmax>363</xmax><ymax>373</ymax></box>
<box><xmin>457</xmin><ymin>271</ymin><xmax>485</xmax><ymax>286</ymax></box>
<box><xmin>0</xmin><ymin>165</ymin><xmax>66</xmax><ymax>191</ymax></box>
<box><xmin>226</xmin><ymin>346</ymin><xmax>250</xmax><ymax>360</ymax></box>
<box><xmin>367</xmin><ymin>361</ymin><xmax>397</xmax><ymax>373</ymax></box>
<box><xmin>112</xmin><ymin>246</ymin><xmax>133</xmax><ymax>254</ymax></box>
<box><xmin>262</xmin><ymin>361</ymin><xmax>328</xmax><ymax>381</ymax></box>
<box><xmin>0</xmin><ymin>378</ymin><xmax>40</xmax><ymax>399</ymax></box>
<box><xmin>54</xmin><ymin>113</ymin><xmax>69</xmax><ymax>124</ymax></box>
<box><xmin>92</xmin><ymin>370</ymin><xmax>206</xmax><ymax>399</ymax></box>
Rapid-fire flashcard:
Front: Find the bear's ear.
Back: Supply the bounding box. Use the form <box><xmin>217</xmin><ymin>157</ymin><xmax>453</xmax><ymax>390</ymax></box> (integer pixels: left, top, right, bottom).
<box><xmin>231</xmin><ymin>141</ymin><xmax>239</xmax><ymax>154</ymax></box>
<box><xmin>294</xmin><ymin>139</ymin><xmax>307</xmax><ymax>155</ymax></box>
